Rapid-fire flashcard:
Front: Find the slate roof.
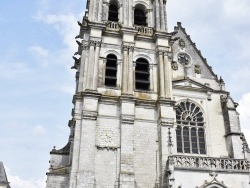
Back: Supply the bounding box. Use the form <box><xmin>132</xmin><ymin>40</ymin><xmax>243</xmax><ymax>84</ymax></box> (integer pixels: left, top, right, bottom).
<box><xmin>0</xmin><ymin>162</ymin><xmax>10</xmax><ymax>187</ymax></box>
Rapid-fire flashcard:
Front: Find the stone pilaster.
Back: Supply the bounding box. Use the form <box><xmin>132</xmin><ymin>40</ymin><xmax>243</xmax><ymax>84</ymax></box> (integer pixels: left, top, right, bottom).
<box><xmin>155</xmin><ymin>0</ymin><xmax>160</xmax><ymax>30</ymax></box>
<box><xmin>77</xmin><ymin>44</ymin><xmax>88</xmax><ymax>92</ymax></box>
<box><xmin>157</xmin><ymin>100</ymin><xmax>175</xmax><ymax>188</ymax></box>
<box><xmin>163</xmin><ymin>51</ymin><xmax>173</xmax><ymax>99</ymax></box>
<box><xmin>86</xmin><ymin>39</ymin><xmax>102</xmax><ymax>91</ymax></box>
<box><xmin>221</xmin><ymin>95</ymin><xmax>244</xmax><ymax>159</ymax></box>
<box><xmin>157</xmin><ymin>49</ymin><xmax>165</xmax><ymax>98</ymax></box>
<box><xmin>159</xmin><ymin>0</ymin><xmax>165</xmax><ymax>30</ymax></box>
<box><xmin>121</xmin><ymin>43</ymin><xmax>134</xmax><ymax>95</ymax></box>
<box><xmin>73</xmin><ymin>92</ymin><xmax>101</xmax><ymax>187</ymax></box>
<box><xmin>119</xmin><ymin>96</ymin><xmax>136</xmax><ymax>187</ymax></box>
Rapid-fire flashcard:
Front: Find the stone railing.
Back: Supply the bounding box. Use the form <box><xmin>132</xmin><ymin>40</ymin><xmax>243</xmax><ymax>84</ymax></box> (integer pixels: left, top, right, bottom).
<box><xmin>135</xmin><ymin>26</ymin><xmax>154</xmax><ymax>36</ymax></box>
<box><xmin>168</xmin><ymin>155</ymin><xmax>250</xmax><ymax>172</ymax></box>
<box><xmin>106</xmin><ymin>21</ymin><xmax>120</xmax><ymax>31</ymax></box>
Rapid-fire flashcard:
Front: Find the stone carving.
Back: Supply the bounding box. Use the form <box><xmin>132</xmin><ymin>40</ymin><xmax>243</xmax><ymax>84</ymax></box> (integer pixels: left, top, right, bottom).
<box><xmin>179</xmin><ymin>38</ymin><xmax>185</xmax><ymax>49</ymax></box>
<box><xmin>122</xmin><ymin>45</ymin><xmax>134</xmax><ymax>52</ymax></box>
<box><xmin>177</xmin><ymin>53</ymin><xmax>190</xmax><ymax>66</ymax></box>
<box><xmin>195</xmin><ymin>64</ymin><xmax>201</xmax><ymax>74</ymax></box>
<box><xmin>168</xmin><ymin>155</ymin><xmax>249</xmax><ymax>172</ymax></box>
<box><xmin>171</xmin><ymin>61</ymin><xmax>178</xmax><ymax>70</ymax></box>
<box><xmin>89</xmin><ymin>40</ymin><xmax>101</xmax><ymax>47</ymax></box>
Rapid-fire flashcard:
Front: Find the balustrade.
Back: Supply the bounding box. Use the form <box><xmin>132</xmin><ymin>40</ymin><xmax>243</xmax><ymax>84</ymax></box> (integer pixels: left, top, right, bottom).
<box><xmin>168</xmin><ymin>155</ymin><xmax>249</xmax><ymax>172</ymax></box>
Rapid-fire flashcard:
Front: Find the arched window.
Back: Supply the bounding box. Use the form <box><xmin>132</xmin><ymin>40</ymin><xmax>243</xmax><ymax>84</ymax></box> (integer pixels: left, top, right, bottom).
<box><xmin>108</xmin><ymin>4</ymin><xmax>118</xmax><ymax>22</ymax></box>
<box><xmin>135</xmin><ymin>58</ymin><xmax>150</xmax><ymax>90</ymax></box>
<box><xmin>105</xmin><ymin>54</ymin><xmax>117</xmax><ymax>87</ymax></box>
<box><xmin>134</xmin><ymin>8</ymin><xmax>147</xmax><ymax>26</ymax></box>
<box><xmin>176</xmin><ymin>101</ymin><xmax>206</xmax><ymax>154</ymax></box>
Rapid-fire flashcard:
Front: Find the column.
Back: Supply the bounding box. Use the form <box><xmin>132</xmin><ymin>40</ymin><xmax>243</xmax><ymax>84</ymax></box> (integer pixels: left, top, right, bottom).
<box><xmin>86</xmin><ymin>41</ymin><xmax>95</xmax><ymax>90</ymax></box>
<box><xmin>117</xmin><ymin>61</ymin><xmax>122</xmax><ymax>88</ymax></box>
<box><xmin>163</xmin><ymin>52</ymin><xmax>173</xmax><ymax>99</ymax></box>
<box><xmin>89</xmin><ymin>0</ymin><xmax>94</xmax><ymax>21</ymax></box>
<box><xmin>97</xmin><ymin>0</ymin><xmax>103</xmax><ymax>22</ymax></box>
<box><xmin>123</xmin><ymin>0</ymin><xmax>128</xmax><ymax>26</ymax></box>
<box><xmin>160</xmin><ymin>0</ymin><xmax>165</xmax><ymax>30</ymax></box>
<box><xmin>128</xmin><ymin>0</ymin><xmax>133</xmax><ymax>26</ymax></box>
<box><xmin>149</xmin><ymin>65</ymin><xmax>154</xmax><ymax>91</ymax></box>
<box><xmin>155</xmin><ymin>0</ymin><xmax>160</xmax><ymax>30</ymax></box>
<box><xmin>128</xmin><ymin>46</ymin><xmax>134</xmax><ymax>95</ymax></box>
<box><xmin>93</xmin><ymin>41</ymin><xmax>101</xmax><ymax>90</ymax></box>
<box><xmin>122</xmin><ymin>45</ymin><xmax>129</xmax><ymax>94</ymax></box>
<box><xmin>77</xmin><ymin>44</ymin><xmax>87</xmax><ymax>92</ymax></box>
<box><xmin>158</xmin><ymin>50</ymin><xmax>165</xmax><ymax>98</ymax></box>
<box><xmin>163</xmin><ymin>0</ymin><xmax>167</xmax><ymax>31</ymax></box>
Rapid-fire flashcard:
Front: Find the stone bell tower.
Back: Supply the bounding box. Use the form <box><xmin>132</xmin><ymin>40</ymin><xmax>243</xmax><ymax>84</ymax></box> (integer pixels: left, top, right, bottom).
<box><xmin>46</xmin><ymin>0</ymin><xmax>250</xmax><ymax>188</ymax></box>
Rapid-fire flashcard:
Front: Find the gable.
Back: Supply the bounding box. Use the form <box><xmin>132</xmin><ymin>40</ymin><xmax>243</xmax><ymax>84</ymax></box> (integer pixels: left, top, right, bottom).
<box><xmin>171</xmin><ymin>22</ymin><xmax>218</xmax><ymax>82</ymax></box>
<box><xmin>173</xmin><ymin>77</ymin><xmax>213</xmax><ymax>92</ymax></box>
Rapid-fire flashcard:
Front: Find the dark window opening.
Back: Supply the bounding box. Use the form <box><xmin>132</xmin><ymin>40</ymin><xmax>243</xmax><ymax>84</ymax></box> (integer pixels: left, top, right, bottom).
<box><xmin>108</xmin><ymin>5</ymin><xmax>118</xmax><ymax>22</ymax></box>
<box><xmin>105</xmin><ymin>54</ymin><xmax>117</xmax><ymax>87</ymax></box>
<box><xmin>135</xmin><ymin>58</ymin><xmax>149</xmax><ymax>90</ymax></box>
<box><xmin>134</xmin><ymin>9</ymin><xmax>147</xmax><ymax>26</ymax></box>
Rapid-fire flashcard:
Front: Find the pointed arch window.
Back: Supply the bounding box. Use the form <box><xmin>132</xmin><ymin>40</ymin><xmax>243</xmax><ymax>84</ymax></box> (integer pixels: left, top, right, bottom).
<box><xmin>108</xmin><ymin>4</ymin><xmax>118</xmax><ymax>22</ymax></box>
<box><xmin>105</xmin><ymin>54</ymin><xmax>117</xmax><ymax>87</ymax></box>
<box><xmin>135</xmin><ymin>58</ymin><xmax>150</xmax><ymax>90</ymax></box>
<box><xmin>134</xmin><ymin>8</ymin><xmax>147</xmax><ymax>26</ymax></box>
<box><xmin>176</xmin><ymin>101</ymin><xmax>206</xmax><ymax>154</ymax></box>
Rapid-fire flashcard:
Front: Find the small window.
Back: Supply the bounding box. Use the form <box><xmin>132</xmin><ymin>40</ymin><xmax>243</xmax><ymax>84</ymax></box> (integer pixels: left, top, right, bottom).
<box><xmin>134</xmin><ymin>9</ymin><xmax>147</xmax><ymax>26</ymax></box>
<box><xmin>105</xmin><ymin>54</ymin><xmax>117</xmax><ymax>87</ymax></box>
<box><xmin>108</xmin><ymin>5</ymin><xmax>118</xmax><ymax>22</ymax></box>
<box><xmin>135</xmin><ymin>58</ymin><xmax>150</xmax><ymax>90</ymax></box>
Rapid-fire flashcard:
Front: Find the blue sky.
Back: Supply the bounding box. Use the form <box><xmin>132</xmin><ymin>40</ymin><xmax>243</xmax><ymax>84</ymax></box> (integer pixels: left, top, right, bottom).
<box><xmin>0</xmin><ymin>0</ymin><xmax>250</xmax><ymax>187</ymax></box>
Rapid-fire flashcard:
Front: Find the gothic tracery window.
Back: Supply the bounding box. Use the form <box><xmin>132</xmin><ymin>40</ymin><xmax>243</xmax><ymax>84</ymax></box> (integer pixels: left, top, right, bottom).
<box><xmin>105</xmin><ymin>54</ymin><xmax>117</xmax><ymax>87</ymax></box>
<box><xmin>135</xmin><ymin>58</ymin><xmax>150</xmax><ymax>90</ymax></box>
<box><xmin>176</xmin><ymin>101</ymin><xmax>206</xmax><ymax>154</ymax></box>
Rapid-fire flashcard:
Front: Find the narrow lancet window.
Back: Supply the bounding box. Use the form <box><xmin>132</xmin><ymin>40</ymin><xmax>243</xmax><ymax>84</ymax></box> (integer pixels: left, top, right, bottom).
<box><xmin>135</xmin><ymin>58</ymin><xmax>150</xmax><ymax>91</ymax></box>
<box><xmin>175</xmin><ymin>101</ymin><xmax>206</xmax><ymax>154</ymax></box>
<box><xmin>105</xmin><ymin>54</ymin><xmax>117</xmax><ymax>87</ymax></box>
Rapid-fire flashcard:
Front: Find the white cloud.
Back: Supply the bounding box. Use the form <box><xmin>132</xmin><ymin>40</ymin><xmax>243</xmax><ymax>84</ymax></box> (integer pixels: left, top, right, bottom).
<box><xmin>238</xmin><ymin>93</ymin><xmax>250</xmax><ymax>145</ymax></box>
<box><xmin>35</xmin><ymin>12</ymin><xmax>79</xmax><ymax>52</ymax></box>
<box><xmin>6</xmin><ymin>167</ymin><xmax>46</xmax><ymax>188</ymax></box>
<box><xmin>29</xmin><ymin>46</ymin><xmax>49</xmax><ymax>58</ymax></box>
<box><xmin>222</xmin><ymin>0</ymin><xmax>250</xmax><ymax>23</ymax></box>
<box><xmin>32</xmin><ymin>125</ymin><xmax>46</xmax><ymax>136</ymax></box>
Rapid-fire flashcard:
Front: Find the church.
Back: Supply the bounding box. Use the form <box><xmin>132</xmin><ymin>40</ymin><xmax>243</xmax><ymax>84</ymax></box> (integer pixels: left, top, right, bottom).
<box><xmin>45</xmin><ymin>0</ymin><xmax>250</xmax><ymax>187</ymax></box>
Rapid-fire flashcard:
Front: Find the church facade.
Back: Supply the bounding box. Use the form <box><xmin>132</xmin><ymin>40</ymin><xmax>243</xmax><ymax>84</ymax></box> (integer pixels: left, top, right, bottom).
<box><xmin>46</xmin><ymin>0</ymin><xmax>250</xmax><ymax>187</ymax></box>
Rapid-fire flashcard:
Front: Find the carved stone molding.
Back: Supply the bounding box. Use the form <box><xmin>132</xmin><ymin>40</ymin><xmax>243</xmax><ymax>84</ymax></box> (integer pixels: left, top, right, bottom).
<box><xmin>158</xmin><ymin>118</ymin><xmax>175</xmax><ymax>127</ymax></box>
<box><xmin>82</xmin><ymin>110</ymin><xmax>98</xmax><ymax>120</ymax></box>
<box><xmin>89</xmin><ymin>40</ymin><xmax>102</xmax><ymax>47</ymax></box>
<box><xmin>195</xmin><ymin>64</ymin><xmax>201</xmax><ymax>74</ymax></box>
<box><xmin>120</xmin><ymin>115</ymin><xmax>135</xmax><ymax>124</ymax></box>
<box><xmin>172</xmin><ymin>61</ymin><xmax>178</xmax><ymax>70</ymax></box>
<box><xmin>179</xmin><ymin>38</ymin><xmax>185</xmax><ymax>49</ymax></box>
<box><xmin>122</xmin><ymin>44</ymin><xmax>134</xmax><ymax>52</ymax></box>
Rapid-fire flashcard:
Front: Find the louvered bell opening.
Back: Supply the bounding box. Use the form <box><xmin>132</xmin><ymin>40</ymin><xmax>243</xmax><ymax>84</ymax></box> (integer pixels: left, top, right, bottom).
<box><xmin>135</xmin><ymin>58</ymin><xmax>149</xmax><ymax>90</ymax></box>
<box><xmin>134</xmin><ymin>9</ymin><xmax>147</xmax><ymax>26</ymax></box>
<box><xmin>105</xmin><ymin>54</ymin><xmax>117</xmax><ymax>87</ymax></box>
<box><xmin>108</xmin><ymin>5</ymin><xmax>118</xmax><ymax>22</ymax></box>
